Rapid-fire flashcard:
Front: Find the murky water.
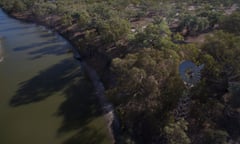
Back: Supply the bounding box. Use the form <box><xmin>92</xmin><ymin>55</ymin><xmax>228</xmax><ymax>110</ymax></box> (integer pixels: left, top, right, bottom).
<box><xmin>0</xmin><ymin>9</ymin><xmax>111</xmax><ymax>144</ymax></box>
<box><xmin>0</xmin><ymin>36</ymin><xmax>3</xmax><ymax>62</ymax></box>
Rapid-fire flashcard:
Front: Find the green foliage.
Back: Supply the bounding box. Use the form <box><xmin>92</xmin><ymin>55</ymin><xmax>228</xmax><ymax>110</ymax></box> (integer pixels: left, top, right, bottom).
<box><xmin>220</xmin><ymin>12</ymin><xmax>240</xmax><ymax>35</ymax></box>
<box><xmin>173</xmin><ymin>32</ymin><xmax>184</xmax><ymax>42</ymax></box>
<box><xmin>134</xmin><ymin>19</ymin><xmax>175</xmax><ymax>49</ymax></box>
<box><xmin>12</xmin><ymin>0</ymin><xmax>26</xmax><ymax>12</ymax></box>
<box><xmin>187</xmin><ymin>31</ymin><xmax>240</xmax><ymax>143</ymax></box>
<box><xmin>198</xmin><ymin>10</ymin><xmax>222</xmax><ymax>27</ymax></box>
<box><xmin>179</xmin><ymin>14</ymin><xmax>210</xmax><ymax>35</ymax></box>
<box><xmin>61</xmin><ymin>13</ymin><xmax>73</xmax><ymax>26</ymax></box>
<box><xmin>164</xmin><ymin>119</ymin><xmax>191</xmax><ymax>144</ymax></box>
<box><xmin>0</xmin><ymin>0</ymin><xmax>14</xmax><ymax>12</ymax></box>
<box><xmin>55</xmin><ymin>0</ymin><xmax>67</xmax><ymax>14</ymax></box>
<box><xmin>0</xmin><ymin>0</ymin><xmax>35</xmax><ymax>12</ymax></box>
<box><xmin>77</xmin><ymin>10</ymin><xmax>91</xmax><ymax>28</ymax></box>
<box><xmin>22</xmin><ymin>0</ymin><xmax>35</xmax><ymax>9</ymax></box>
<box><xmin>110</xmin><ymin>48</ymin><xmax>181</xmax><ymax>104</ymax></box>
<box><xmin>200</xmin><ymin>31</ymin><xmax>240</xmax><ymax>83</ymax></box>
<box><xmin>98</xmin><ymin>17</ymin><xmax>130</xmax><ymax>43</ymax></box>
<box><xmin>88</xmin><ymin>2</ymin><xmax>117</xmax><ymax>20</ymax></box>
<box><xmin>178</xmin><ymin>44</ymin><xmax>200</xmax><ymax>62</ymax></box>
<box><xmin>32</xmin><ymin>2</ymin><xmax>57</xmax><ymax>17</ymax></box>
<box><xmin>107</xmin><ymin>48</ymin><xmax>184</xmax><ymax>143</ymax></box>
<box><xmin>203</xmin><ymin>129</ymin><xmax>229</xmax><ymax>144</ymax></box>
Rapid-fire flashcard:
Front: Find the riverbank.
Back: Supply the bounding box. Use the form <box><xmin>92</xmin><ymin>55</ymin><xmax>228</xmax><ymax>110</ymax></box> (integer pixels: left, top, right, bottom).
<box><xmin>1</xmin><ymin>9</ymin><xmax>118</xmax><ymax>144</ymax></box>
<box><xmin>0</xmin><ymin>8</ymin><xmax>113</xmax><ymax>144</ymax></box>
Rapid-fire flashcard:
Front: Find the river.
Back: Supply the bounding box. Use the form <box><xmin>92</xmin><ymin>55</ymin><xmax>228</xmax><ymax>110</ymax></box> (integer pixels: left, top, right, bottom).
<box><xmin>0</xmin><ymin>9</ymin><xmax>111</xmax><ymax>144</ymax></box>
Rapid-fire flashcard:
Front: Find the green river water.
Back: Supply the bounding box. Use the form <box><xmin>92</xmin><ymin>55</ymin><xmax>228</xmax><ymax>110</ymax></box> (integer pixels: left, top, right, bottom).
<box><xmin>0</xmin><ymin>9</ymin><xmax>111</xmax><ymax>144</ymax></box>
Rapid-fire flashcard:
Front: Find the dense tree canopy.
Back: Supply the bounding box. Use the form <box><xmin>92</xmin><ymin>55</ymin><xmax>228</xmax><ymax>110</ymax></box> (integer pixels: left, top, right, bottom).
<box><xmin>200</xmin><ymin>31</ymin><xmax>240</xmax><ymax>90</ymax></box>
<box><xmin>220</xmin><ymin>12</ymin><xmax>240</xmax><ymax>35</ymax></box>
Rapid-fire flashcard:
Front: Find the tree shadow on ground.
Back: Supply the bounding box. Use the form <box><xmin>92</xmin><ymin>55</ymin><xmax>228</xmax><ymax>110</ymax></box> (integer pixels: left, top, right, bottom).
<box><xmin>10</xmin><ymin>58</ymin><xmax>108</xmax><ymax>144</ymax></box>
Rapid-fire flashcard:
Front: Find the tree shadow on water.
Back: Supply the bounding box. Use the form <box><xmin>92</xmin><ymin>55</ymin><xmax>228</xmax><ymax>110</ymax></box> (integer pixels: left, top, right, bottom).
<box><xmin>10</xmin><ymin>58</ymin><xmax>108</xmax><ymax>144</ymax></box>
<box><xmin>10</xmin><ymin>59</ymin><xmax>81</xmax><ymax>106</ymax></box>
<box><xmin>56</xmin><ymin>78</ymin><xmax>102</xmax><ymax>133</ymax></box>
<box><xmin>0</xmin><ymin>26</ymin><xmax>30</xmax><ymax>32</ymax></box>
<box><xmin>13</xmin><ymin>40</ymin><xmax>69</xmax><ymax>59</ymax></box>
<box><xmin>63</xmin><ymin>127</ymin><xmax>106</xmax><ymax>144</ymax></box>
<box><xmin>57</xmin><ymin>77</ymin><xmax>107</xmax><ymax>144</ymax></box>
<box><xmin>28</xmin><ymin>43</ymin><xmax>70</xmax><ymax>60</ymax></box>
<box><xmin>13</xmin><ymin>41</ymin><xmax>57</xmax><ymax>51</ymax></box>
